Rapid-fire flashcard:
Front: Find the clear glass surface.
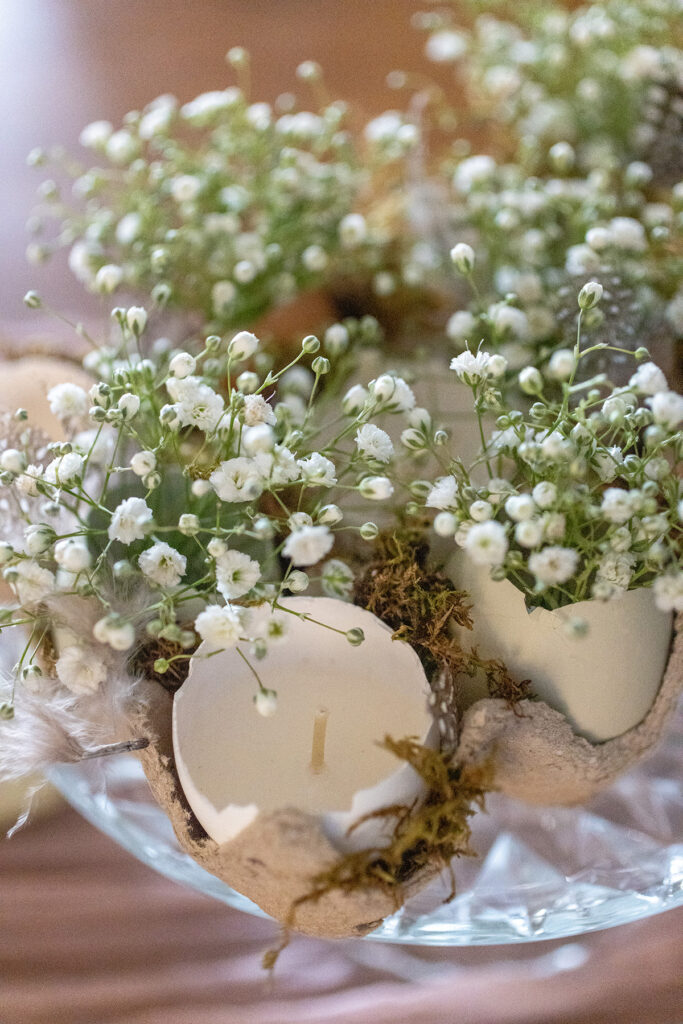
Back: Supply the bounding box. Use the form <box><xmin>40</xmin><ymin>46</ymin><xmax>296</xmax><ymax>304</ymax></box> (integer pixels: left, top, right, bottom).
<box><xmin>48</xmin><ymin>698</ymin><xmax>682</xmax><ymax>946</ymax></box>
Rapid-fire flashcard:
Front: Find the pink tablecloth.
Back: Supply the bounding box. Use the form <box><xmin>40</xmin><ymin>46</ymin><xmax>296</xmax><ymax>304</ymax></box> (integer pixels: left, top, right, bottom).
<box><xmin>1</xmin><ymin>803</ymin><xmax>682</xmax><ymax>1024</ymax></box>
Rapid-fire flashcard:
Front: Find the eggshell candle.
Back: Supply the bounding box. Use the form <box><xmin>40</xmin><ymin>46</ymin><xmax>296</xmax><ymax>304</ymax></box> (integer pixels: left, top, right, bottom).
<box><xmin>173</xmin><ymin>596</ymin><xmax>435</xmax><ymax>854</ymax></box>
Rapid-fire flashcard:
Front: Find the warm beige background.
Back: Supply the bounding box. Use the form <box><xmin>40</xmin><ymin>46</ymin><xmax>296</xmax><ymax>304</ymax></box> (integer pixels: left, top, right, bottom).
<box><xmin>1</xmin><ymin>3</ymin><xmax>681</xmax><ymax>1022</ymax></box>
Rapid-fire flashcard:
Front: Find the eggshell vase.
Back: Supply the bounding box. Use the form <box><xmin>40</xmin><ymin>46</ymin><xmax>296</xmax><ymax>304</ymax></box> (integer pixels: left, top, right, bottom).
<box><xmin>446</xmin><ymin>555</ymin><xmax>682</xmax><ymax>805</ymax></box>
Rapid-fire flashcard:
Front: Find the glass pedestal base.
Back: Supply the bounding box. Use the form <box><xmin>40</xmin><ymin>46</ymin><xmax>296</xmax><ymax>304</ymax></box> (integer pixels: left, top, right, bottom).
<box><xmin>49</xmin><ymin>699</ymin><xmax>682</xmax><ymax>947</ymax></box>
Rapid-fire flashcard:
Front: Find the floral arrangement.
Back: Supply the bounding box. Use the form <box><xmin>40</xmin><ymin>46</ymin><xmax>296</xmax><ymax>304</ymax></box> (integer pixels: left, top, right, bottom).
<box><xmin>1</xmin><ymin>0</ymin><xmax>681</xmax><ymax>941</ymax></box>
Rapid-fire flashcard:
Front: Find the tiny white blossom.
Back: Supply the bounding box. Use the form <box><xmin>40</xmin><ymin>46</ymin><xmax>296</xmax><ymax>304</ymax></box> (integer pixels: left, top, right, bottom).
<box><xmin>44</xmin><ymin>452</ymin><xmax>83</xmax><ymax>485</ymax></box>
<box><xmin>243</xmin><ymin>394</ymin><xmax>276</xmax><ymax>426</ymax></box>
<box><xmin>433</xmin><ymin>511</ymin><xmax>458</xmax><ymax>537</ymax></box>
<box><xmin>0</xmin><ymin>448</ymin><xmax>25</xmax><ymax>474</ymax></box>
<box><xmin>629</xmin><ymin>362</ymin><xmax>667</xmax><ymax>396</ymax></box>
<box><xmin>138</xmin><ymin>542</ymin><xmax>186</xmax><ymax>587</ymax></box>
<box><xmin>14</xmin><ymin>465</ymin><xmax>42</xmax><ymax>497</ymax></box>
<box><xmin>54</xmin><ymin>537</ymin><xmax>92</xmax><ymax>572</ymax></box>
<box><xmin>596</xmin><ymin>551</ymin><xmax>636</xmax><ymax>592</ymax></box>
<box><xmin>453</xmin><ymin>154</ymin><xmax>496</xmax><ymax>193</ymax></box>
<box><xmin>254</xmin><ymin>689</ymin><xmax>278</xmax><ymax>717</ymax></box>
<box><xmin>339</xmin><ymin>212</ymin><xmax>367</xmax><ymax>248</ymax></box>
<box><xmin>93</xmin><ymin>616</ymin><xmax>135</xmax><ymax>651</ymax></box>
<box><xmin>514</xmin><ymin>519</ymin><xmax>543</xmax><ymax>548</ymax></box>
<box><xmin>359</xmin><ymin>475</ymin><xmax>394</xmax><ymax>500</ymax></box>
<box><xmin>169</xmin><ymin>352</ymin><xmax>197</xmax><ymax>378</ymax></box>
<box><xmin>601</xmin><ymin>487</ymin><xmax>636</xmax><ymax>524</ymax></box>
<box><xmin>215</xmin><ymin>549</ymin><xmax>261</xmax><ymax>600</ymax></box>
<box><xmin>210</xmin><ymin>457</ymin><xmax>264</xmax><ymax>503</ymax></box>
<box><xmin>505</xmin><ymin>494</ymin><xmax>536</xmax><ymax>522</ymax></box>
<box><xmin>371</xmin><ymin>375</ymin><xmax>415</xmax><ymax>411</ymax></box>
<box><xmin>298</xmin><ymin>452</ymin><xmax>337</xmax><ymax>486</ymax></box>
<box><xmin>426</xmin><ymin>475</ymin><xmax>459</xmax><ymax>511</ymax></box>
<box><xmin>653</xmin><ymin>573</ymin><xmax>683</xmax><ymax>613</ymax></box>
<box><xmin>130</xmin><ymin>451</ymin><xmax>157</xmax><ymax>477</ymax></box>
<box><xmin>463</xmin><ymin>521</ymin><xmax>508</xmax><ymax>566</ymax></box>
<box><xmin>241</xmin><ymin>424</ymin><xmax>275</xmax><ymax>455</ymax></box>
<box><xmin>56</xmin><ymin>645</ymin><xmax>107</xmax><ymax>695</ymax></box>
<box><xmin>593</xmin><ymin>446</ymin><xmax>624</xmax><ymax>483</ymax></box>
<box><xmin>47</xmin><ymin>383</ymin><xmax>89</xmax><ymax>421</ymax></box>
<box><xmin>283</xmin><ymin>525</ymin><xmax>334</xmax><ymax>566</ymax></box>
<box><xmin>108</xmin><ymin>497</ymin><xmax>153</xmax><ymax>543</ymax></box>
<box><xmin>355</xmin><ymin>424</ymin><xmax>394</xmax><ymax>463</ymax></box>
<box><xmin>126</xmin><ymin>306</ymin><xmax>147</xmax><ymax>334</ymax></box>
<box><xmin>532</xmin><ymin>481</ymin><xmax>557</xmax><ymax>509</ymax></box>
<box><xmin>228</xmin><ymin>330</ymin><xmax>259</xmax><ymax>361</ymax></box>
<box><xmin>253</xmin><ymin>445</ymin><xmax>299</xmax><ymax>486</ymax></box>
<box><xmin>450</xmin><ymin>242</ymin><xmax>475</xmax><ymax>274</ymax></box>
<box><xmin>469</xmin><ymin>500</ymin><xmax>493</xmax><ymax>522</ymax></box>
<box><xmin>608</xmin><ymin>217</ymin><xmax>646</xmax><ymax>252</ymax></box>
<box><xmin>321</xmin><ymin>558</ymin><xmax>354</xmax><ymax>598</ymax></box>
<box><xmin>648</xmin><ymin>391</ymin><xmax>683</xmax><ymax>430</ymax></box>
<box><xmin>548</xmin><ymin>348</ymin><xmax>575</xmax><ymax>381</ymax></box>
<box><xmin>528</xmin><ymin>546</ymin><xmax>579</xmax><ymax>585</ymax></box>
<box><xmin>342</xmin><ymin>384</ymin><xmax>369</xmax><ymax>415</ymax></box>
<box><xmin>195</xmin><ymin>604</ymin><xmax>244</xmax><ymax>647</ymax></box>
<box><xmin>446</xmin><ymin>310</ymin><xmax>477</xmax><ymax>343</ymax></box>
<box><xmin>166</xmin><ymin>377</ymin><xmax>225</xmax><ymax>432</ymax></box>
<box><xmin>11</xmin><ymin>561</ymin><xmax>55</xmax><ymax>605</ymax></box>
<box><xmin>95</xmin><ymin>264</ymin><xmax>123</xmax><ymax>294</ymax></box>
<box><xmin>450</xmin><ymin>349</ymin><xmax>493</xmax><ymax>384</ymax></box>
<box><xmin>212</xmin><ymin>280</ymin><xmax>237</xmax><ymax>313</ymax></box>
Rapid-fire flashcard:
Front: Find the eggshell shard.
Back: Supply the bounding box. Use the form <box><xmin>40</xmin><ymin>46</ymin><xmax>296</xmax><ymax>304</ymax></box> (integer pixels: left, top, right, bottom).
<box><xmin>135</xmin><ymin>682</ymin><xmax>435</xmax><ymax>938</ymax></box>
<box><xmin>455</xmin><ymin>614</ymin><xmax>683</xmax><ymax>806</ymax></box>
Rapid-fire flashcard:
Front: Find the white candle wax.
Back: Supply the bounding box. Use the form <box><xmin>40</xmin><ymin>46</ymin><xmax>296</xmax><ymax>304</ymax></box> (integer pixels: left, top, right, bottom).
<box><xmin>172</xmin><ymin>596</ymin><xmax>435</xmax><ymax>853</ymax></box>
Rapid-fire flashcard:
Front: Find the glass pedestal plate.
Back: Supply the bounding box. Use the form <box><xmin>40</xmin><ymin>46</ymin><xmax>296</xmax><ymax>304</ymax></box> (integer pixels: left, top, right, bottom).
<box><xmin>48</xmin><ymin>699</ymin><xmax>682</xmax><ymax>948</ymax></box>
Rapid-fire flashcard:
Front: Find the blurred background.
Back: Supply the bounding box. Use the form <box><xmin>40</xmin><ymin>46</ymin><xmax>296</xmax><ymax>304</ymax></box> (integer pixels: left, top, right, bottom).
<box><xmin>1</xmin><ymin>2</ymin><xmax>682</xmax><ymax>1023</ymax></box>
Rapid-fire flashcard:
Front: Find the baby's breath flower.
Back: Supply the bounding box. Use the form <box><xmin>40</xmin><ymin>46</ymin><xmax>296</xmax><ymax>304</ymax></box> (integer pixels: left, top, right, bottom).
<box><xmin>93</xmin><ymin>615</ymin><xmax>135</xmax><ymax>651</ymax></box>
<box><xmin>138</xmin><ymin>542</ymin><xmax>187</xmax><ymax>587</ymax></box>
<box><xmin>463</xmin><ymin>520</ymin><xmax>509</xmax><ymax>567</ymax></box>
<box><xmin>108</xmin><ymin>496</ymin><xmax>153</xmax><ymax>543</ymax></box>
<box><xmin>528</xmin><ymin>545</ymin><xmax>579</xmax><ymax>586</ymax></box>
<box><xmin>56</xmin><ymin>645</ymin><xmax>107</xmax><ymax>695</ymax></box>
<box><xmin>10</xmin><ymin>561</ymin><xmax>55</xmax><ymax>606</ymax></box>
<box><xmin>44</xmin><ymin>452</ymin><xmax>84</xmax><ymax>485</ymax></box>
<box><xmin>169</xmin><ymin>352</ymin><xmax>197</xmax><ymax>378</ymax></box>
<box><xmin>243</xmin><ymin>394</ymin><xmax>276</xmax><ymax>427</ymax></box>
<box><xmin>47</xmin><ymin>383</ymin><xmax>89</xmax><ymax>421</ymax></box>
<box><xmin>195</xmin><ymin>604</ymin><xmax>243</xmax><ymax>648</ymax></box>
<box><xmin>282</xmin><ymin>525</ymin><xmax>334</xmax><ymax>566</ymax></box>
<box><xmin>254</xmin><ymin>689</ymin><xmax>278</xmax><ymax>717</ymax></box>
<box><xmin>54</xmin><ymin>538</ymin><xmax>92</xmax><ymax>572</ymax></box>
<box><xmin>629</xmin><ymin>362</ymin><xmax>668</xmax><ymax>396</ymax></box>
<box><xmin>426</xmin><ymin>475</ymin><xmax>459</xmax><ymax>511</ymax></box>
<box><xmin>355</xmin><ymin>423</ymin><xmax>393</xmax><ymax>463</ymax></box>
<box><xmin>228</xmin><ymin>331</ymin><xmax>260</xmax><ymax>361</ymax></box>
<box><xmin>298</xmin><ymin>452</ymin><xmax>337</xmax><ymax>487</ymax></box>
<box><xmin>648</xmin><ymin>391</ymin><xmax>683</xmax><ymax>430</ymax></box>
<box><xmin>210</xmin><ymin>457</ymin><xmax>263</xmax><ymax>502</ymax></box>
<box><xmin>653</xmin><ymin>572</ymin><xmax>683</xmax><ymax>613</ymax></box>
<box><xmin>321</xmin><ymin>558</ymin><xmax>354</xmax><ymax>598</ymax></box>
<box><xmin>359</xmin><ymin>475</ymin><xmax>394</xmax><ymax>500</ymax></box>
<box><xmin>130</xmin><ymin>451</ymin><xmax>156</xmax><ymax>477</ymax></box>
<box><xmin>342</xmin><ymin>384</ymin><xmax>368</xmax><ymax>415</ymax></box>
<box><xmin>215</xmin><ymin>549</ymin><xmax>261</xmax><ymax>600</ymax></box>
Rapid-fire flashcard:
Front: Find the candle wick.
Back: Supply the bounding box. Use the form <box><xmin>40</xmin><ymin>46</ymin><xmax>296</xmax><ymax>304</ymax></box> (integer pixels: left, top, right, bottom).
<box><xmin>310</xmin><ymin>706</ymin><xmax>329</xmax><ymax>774</ymax></box>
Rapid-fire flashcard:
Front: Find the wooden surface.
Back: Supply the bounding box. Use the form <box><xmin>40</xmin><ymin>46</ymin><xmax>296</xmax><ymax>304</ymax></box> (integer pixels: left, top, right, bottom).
<box><xmin>1</xmin><ymin>802</ymin><xmax>682</xmax><ymax>1024</ymax></box>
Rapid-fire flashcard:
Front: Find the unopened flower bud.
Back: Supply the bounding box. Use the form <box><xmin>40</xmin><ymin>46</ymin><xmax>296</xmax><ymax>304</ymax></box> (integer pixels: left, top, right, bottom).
<box><xmin>450</xmin><ymin>242</ymin><xmax>475</xmax><ymax>274</ymax></box>
<box><xmin>578</xmin><ymin>281</ymin><xmax>603</xmax><ymax>310</ymax></box>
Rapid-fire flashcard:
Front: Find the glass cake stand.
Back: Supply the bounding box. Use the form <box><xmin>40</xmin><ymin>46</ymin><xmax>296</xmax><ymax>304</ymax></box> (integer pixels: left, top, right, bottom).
<box><xmin>47</xmin><ymin>699</ymin><xmax>682</xmax><ymax>947</ymax></box>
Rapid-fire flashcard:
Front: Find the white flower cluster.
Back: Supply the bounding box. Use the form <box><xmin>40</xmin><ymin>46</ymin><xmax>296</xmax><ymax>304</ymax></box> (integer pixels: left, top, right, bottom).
<box><xmin>30</xmin><ymin>55</ymin><xmax>411</xmax><ymax>335</ymax></box>
<box><xmin>426</xmin><ymin>340</ymin><xmax>682</xmax><ymax>611</ymax></box>
<box><xmin>0</xmin><ymin>312</ymin><xmax>418</xmax><ymax>708</ymax></box>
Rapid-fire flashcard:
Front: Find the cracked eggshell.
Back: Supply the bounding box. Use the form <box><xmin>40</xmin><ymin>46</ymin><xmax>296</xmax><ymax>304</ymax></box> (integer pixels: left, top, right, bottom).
<box><xmin>172</xmin><ymin>597</ymin><xmax>436</xmax><ymax>853</ymax></box>
<box><xmin>454</xmin><ymin>614</ymin><xmax>682</xmax><ymax>806</ymax></box>
<box><xmin>135</xmin><ymin>681</ymin><xmax>437</xmax><ymax>938</ymax></box>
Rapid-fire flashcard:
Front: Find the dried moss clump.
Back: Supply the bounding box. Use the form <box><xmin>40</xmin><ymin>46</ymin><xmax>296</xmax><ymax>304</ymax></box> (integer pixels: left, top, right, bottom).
<box><xmin>129</xmin><ymin>638</ymin><xmax>197</xmax><ymax>692</ymax></box>
<box><xmin>354</xmin><ymin>530</ymin><xmax>531</xmax><ymax>722</ymax></box>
